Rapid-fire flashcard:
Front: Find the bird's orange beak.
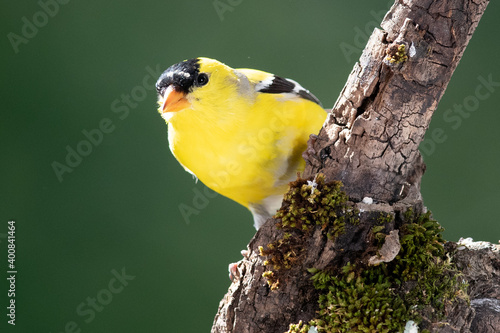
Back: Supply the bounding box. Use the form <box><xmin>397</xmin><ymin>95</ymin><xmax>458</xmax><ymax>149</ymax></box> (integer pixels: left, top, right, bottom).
<box><xmin>159</xmin><ymin>86</ymin><xmax>190</xmax><ymax>113</ymax></box>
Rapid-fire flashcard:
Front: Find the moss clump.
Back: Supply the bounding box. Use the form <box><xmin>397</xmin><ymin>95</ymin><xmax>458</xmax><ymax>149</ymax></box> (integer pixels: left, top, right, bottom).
<box><xmin>260</xmin><ymin>174</ymin><xmax>358</xmax><ymax>290</ymax></box>
<box><xmin>287</xmin><ymin>320</ymin><xmax>311</xmax><ymax>333</ymax></box>
<box><xmin>286</xmin><ymin>210</ymin><xmax>467</xmax><ymax>333</ymax></box>
<box><xmin>259</xmin><ymin>229</ymin><xmax>306</xmax><ymax>289</ymax></box>
<box><xmin>274</xmin><ymin>173</ymin><xmax>356</xmax><ymax>239</ymax></box>
<box><xmin>296</xmin><ymin>263</ymin><xmax>408</xmax><ymax>333</ymax></box>
<box><xmin>262</xmin><ymin>270</ymin><xmax>280</xmax><ymax>291</ymax></box>
<box><xmin>392</xmin><ymin>210</ymin><xmax>445</xmax><ymax>283</ymax></box>
<box><xmin>390</xmin><ymin>211</ymin><xmax>468</xmax><ymax>316</ymax></box>
<box><xmin>385</xmin><ymin>44</ymin><xmax>408</xmax><ymax>64</ymax></box>
<box><xmin>372</xmin><ymin>213</ymin><xmax>395</xmax><ymax>248</ymax></box>
<box><xmin>259</xmin><ymin>233</ymin><xmax>301</xmax><ymax>270</ymax></box>
<box><xmin>377</xmin><ymin>212</ymin><xmax>393</xmax><ymax>225</ymax></box>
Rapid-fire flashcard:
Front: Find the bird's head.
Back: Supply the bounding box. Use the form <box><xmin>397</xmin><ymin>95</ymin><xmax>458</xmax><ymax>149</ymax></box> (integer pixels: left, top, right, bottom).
<box><xmin>156</xmin><ymin>57</ymin><xmax>237</xmax><ymax>119</ymax></box>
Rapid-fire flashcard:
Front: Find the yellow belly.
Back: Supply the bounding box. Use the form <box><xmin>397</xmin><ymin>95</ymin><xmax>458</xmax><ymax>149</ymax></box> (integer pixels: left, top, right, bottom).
<box><xmin>167</xmin><ymin>95</ymin><xmax>326</xmax><ymax>208</ymax></box>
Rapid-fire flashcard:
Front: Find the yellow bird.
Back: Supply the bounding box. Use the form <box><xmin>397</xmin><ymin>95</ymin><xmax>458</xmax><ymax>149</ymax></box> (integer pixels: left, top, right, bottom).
<box><xmin>156</xmin><ymin>57</ymin><xmax>327</xmax><ymax>229</ymax></box>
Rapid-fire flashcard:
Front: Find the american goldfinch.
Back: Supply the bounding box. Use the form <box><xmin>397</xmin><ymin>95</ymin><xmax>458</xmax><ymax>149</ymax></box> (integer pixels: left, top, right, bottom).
<box><xmin>156</xmin><ymin>57</ymin><xmax>327</xmax><ymax>229</ymax></box>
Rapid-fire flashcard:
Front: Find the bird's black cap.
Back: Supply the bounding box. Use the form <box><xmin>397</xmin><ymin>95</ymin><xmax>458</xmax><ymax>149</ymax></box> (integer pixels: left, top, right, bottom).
<box><xmin>156</xmin><ymin>58</ymin><xmax>200</xmax><ymax>95</ymax></box>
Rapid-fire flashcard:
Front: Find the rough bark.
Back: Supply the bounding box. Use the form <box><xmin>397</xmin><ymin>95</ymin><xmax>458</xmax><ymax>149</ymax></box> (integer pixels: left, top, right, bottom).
<box><xmin>212</xmin><ymin>0</ymin><xmax>495</xmax><ymax>332</ymax></box>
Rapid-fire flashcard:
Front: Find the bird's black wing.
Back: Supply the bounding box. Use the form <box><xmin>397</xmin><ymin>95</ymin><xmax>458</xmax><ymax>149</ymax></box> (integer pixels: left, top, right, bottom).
<box><xmin>256</xmin><ymin>75</ymin><xmax>322</xmax><ymax>106</ymax></box>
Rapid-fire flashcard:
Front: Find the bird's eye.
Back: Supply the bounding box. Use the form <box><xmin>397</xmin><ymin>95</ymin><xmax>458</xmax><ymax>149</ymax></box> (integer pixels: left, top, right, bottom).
<box><xmin>196</xmin><ymin>73</ymin><xmax>209</xmax><ymax>86</ymax></box>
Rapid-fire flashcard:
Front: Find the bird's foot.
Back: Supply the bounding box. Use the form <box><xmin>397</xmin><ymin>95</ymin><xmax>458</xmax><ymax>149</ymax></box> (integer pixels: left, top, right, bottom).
<box><xmin>228</xmin><ymin>262</ymin><xmax>240</xmax><ymax>281</ymax></box>
<box><xmin>228</xmin><ymin>249</ymin><xmax>251</xmax><ymax>282</ymax></box>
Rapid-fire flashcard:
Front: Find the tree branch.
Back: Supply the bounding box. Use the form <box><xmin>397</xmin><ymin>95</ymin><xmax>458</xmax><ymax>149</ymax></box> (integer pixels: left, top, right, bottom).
<box><xmin>305</xmin><ymin>0</ymin><xmax>488</xmax><ymax>202</ymax></box>
<box><xmin>212</xmin><ymin>1</ymin><xmax>495</xmax><ymax>332</ymax></box>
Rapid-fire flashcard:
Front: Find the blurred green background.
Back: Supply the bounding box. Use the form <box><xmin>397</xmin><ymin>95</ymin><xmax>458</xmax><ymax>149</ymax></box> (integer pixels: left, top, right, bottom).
<box><xmin>1</xmin><ymin>0</ymin><xmax>499</xmax><ymax>332</ymax></box>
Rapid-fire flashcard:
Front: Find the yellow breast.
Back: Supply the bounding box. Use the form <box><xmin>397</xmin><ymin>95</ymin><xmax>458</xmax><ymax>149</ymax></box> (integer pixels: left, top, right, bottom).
<box><xmin>167</xmin><ymin>93</ymin><xmax>326</xmax><ymax>208</ymax></box>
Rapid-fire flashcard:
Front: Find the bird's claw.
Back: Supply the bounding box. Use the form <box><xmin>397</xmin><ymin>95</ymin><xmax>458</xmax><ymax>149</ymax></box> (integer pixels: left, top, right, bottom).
<box><xmin>228</xmin><ymin>249</ymin><xmax>251</xmax><ymax>282</ymax></box>
<box><xmin>228</xmin><ymin>262</ymin><xmax>240</xmax><ymax>282</ymax></box>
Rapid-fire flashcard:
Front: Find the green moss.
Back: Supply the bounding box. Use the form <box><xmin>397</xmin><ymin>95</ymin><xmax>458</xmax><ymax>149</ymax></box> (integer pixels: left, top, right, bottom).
<box><xmin>403</xmin><ymin>207</ymin><xmax>414</xmax><ymax>221</ymax></box>
<box><xmin>371</xmin><ymin>213</ymin><xmax>394</xmax><ymax>248</ymax></box>
<box><xmin>377</xmin><ymin>213</ymin><xmax>393</xmax><ymax>225</ymax></box>
<box><xmin>391</xmin><ymin>211</ymin><xmax>445</xmax><ymax>283</ymax></box>
<box><xmin>286</xmin><ymin>209</ymin><xmax>467</xmax><ymax>333</ymax></box>
<box><xmin>391</xmin><ymin>211</ymin><xmax>469</xmax><ymax>315</ymax></box>
<box><xmin>385</xmin><ymin>44</ymin><xmax>408</xmax><ymax>64</ymax></box>
<box><xmin>287</xmin><ymin>320</ymin><xmax>311</xmax><ymax>333</ymax></box>
<box><xmin>260</xmin><ymin>174</ymin><xmax>357</xmax><ymax>290</ymax></box>
<box><xmin>262</xmin><ymin>270</ymin><xmax>280</xmax><ymax>290</ymax></box>
<box><xmin>259</xmin><ymin>232</ymin><xmax>302</xmax><ymax>270</ymax></box>
<box><xmin>274</xmin><ymin>173</ymin><xmax>354</xmax><ymax>239</ymax></box>
<box><xmin>303</xmin><ymin>264</ymin><xmax>408</xmax><ymax>333</ymax></box>
<box><xmin>261</xmin><ymin>175</ymin><xmax>466</xmax><ymax>331</ymax></box>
